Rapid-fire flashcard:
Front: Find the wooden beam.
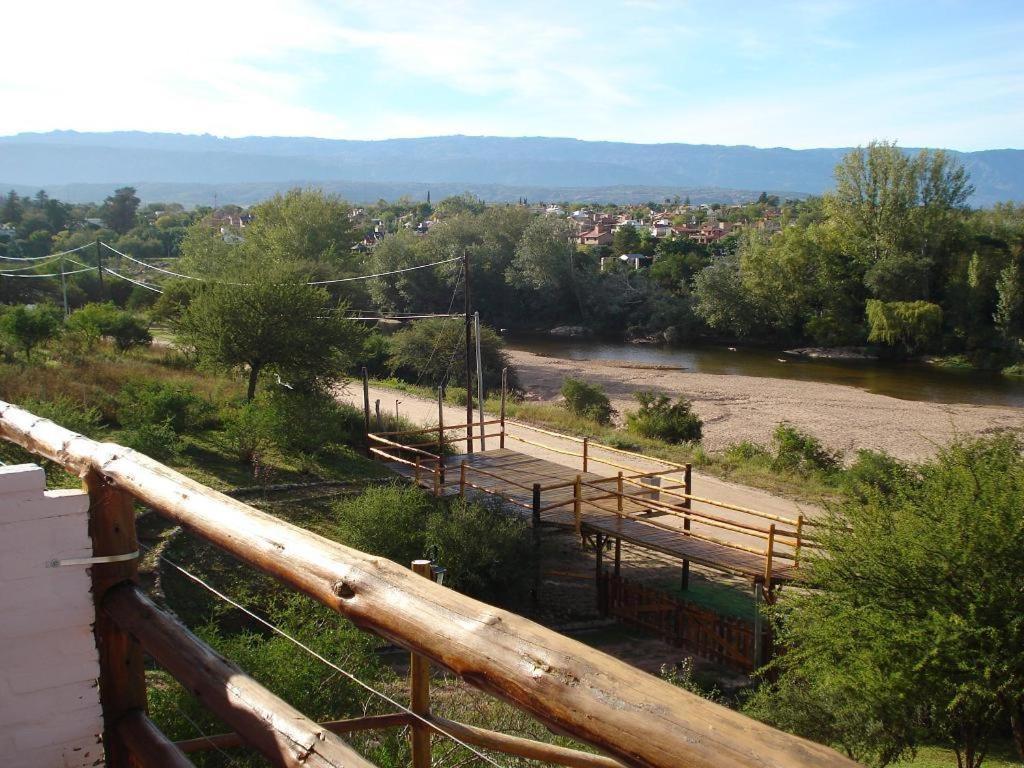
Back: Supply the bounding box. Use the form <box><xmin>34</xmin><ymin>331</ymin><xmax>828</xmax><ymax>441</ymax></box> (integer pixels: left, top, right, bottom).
<box><xmin>0</xmin><ymin>401</ymin><xmax>861</xmax><ymax>768</ymax></box>
<box><xmin>423</xmin><ymin>714</ymin><xmax>627</xmax><ymax>768</ymax></box>
<box><xmin>175</xmin><ymin>713</ymin><xmax>412</xmax><ymax>754</ymax></box>
<box><xmin>87</xmin><ymin>471</ymin><xmax>147</xmax><ymax>768</ymax></box>
<box><xmin>103</xmin><ymin>584</ymin><xmax>377</xmax><ymax>768</ymax></box>
<box><xmin>116</xmin><ymin>710</ymin><xmax>195</xmax><ymax>768</ymax></box>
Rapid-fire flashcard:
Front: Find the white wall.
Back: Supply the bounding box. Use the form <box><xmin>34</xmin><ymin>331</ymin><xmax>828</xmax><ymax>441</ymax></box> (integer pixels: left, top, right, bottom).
<box><xmin>0</xmin><ymin>464</ymin><xmax>103</xmax><ymax>768</ymax></box>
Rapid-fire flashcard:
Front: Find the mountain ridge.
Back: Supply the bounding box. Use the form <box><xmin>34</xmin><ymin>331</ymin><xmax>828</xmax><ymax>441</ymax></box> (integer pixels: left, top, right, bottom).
<box><xmin>1</xmin><ymin>131</ymin><xmax>1020</xmax><ymax>206</ymax></box>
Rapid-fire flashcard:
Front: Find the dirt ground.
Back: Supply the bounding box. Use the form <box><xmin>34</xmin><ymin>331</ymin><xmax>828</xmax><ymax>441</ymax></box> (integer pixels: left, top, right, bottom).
<box><xmin>508</xmin><ymin>348</ymin><xmax>1024</xmax><ymax>462</ymax></box>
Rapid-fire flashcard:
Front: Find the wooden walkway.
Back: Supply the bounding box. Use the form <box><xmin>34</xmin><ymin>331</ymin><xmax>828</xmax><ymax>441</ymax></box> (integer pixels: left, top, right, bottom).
<box><xmin>385</xmin><ymin>448</ymin><xmax>796</xmax><ymax>585</ymax></box>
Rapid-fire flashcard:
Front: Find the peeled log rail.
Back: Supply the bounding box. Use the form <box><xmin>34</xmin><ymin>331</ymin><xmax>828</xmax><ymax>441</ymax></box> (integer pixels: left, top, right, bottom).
<box><xmin>104</xmin><ymin>584</ymin><xmax>376</xmax><ymax>768</ymax></box>
<box><xmin>115</xmin><ymin>710</ymin><xmax>195</xmax><ymax>768</ymax></box>
<box><xmin>0</xmin><ymin>401</ymin><xmax>859</xmax><ymax>768</ymax></box>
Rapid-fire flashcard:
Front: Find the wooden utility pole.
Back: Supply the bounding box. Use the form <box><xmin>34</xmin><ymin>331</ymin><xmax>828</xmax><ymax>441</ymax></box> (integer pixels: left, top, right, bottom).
<box><xmin>474</xmin><ymin>311</ymin><xmax>485</xmax><ymax>450</ymax></box>
<box><xmin>361</xmin><ymin>367</ymin><xmax>370</xmax><ymax>454</ymax></box>
<box><xmin>464</xmin><ymin>250</ymin><xmax>473</xmax><ymax>453</ymax></box>
<box><xmin>95</xmin><ymin>238</ymin><xmax>103</xmax><ymax>295</ymax></box>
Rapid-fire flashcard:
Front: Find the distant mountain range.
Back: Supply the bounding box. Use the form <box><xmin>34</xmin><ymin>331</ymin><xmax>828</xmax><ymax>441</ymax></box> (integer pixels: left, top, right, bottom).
<box><xmin>1</xmin><ymin>131</ymin><xmax>1021</xmax><ymax>207</ymax></box>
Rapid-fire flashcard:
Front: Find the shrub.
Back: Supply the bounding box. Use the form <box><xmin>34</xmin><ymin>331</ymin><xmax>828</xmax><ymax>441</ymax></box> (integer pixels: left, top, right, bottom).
<box><xmin>330</xmin><ymin>483</ymin><xmax>434</xmax><ymax>566</ymax></box>
<box><xmin>561</xmin><ymin>378</ymin><xmax>614</xmax><ymax>424</ymax></box>
<box><xmin>67</xmin><ymin>302</ymin><xmax>152</xmax><ymax>352</ymax></box>
<box><xmin>258</xmin><ymin>388</ymin><xmax>363</xmax><ymax>456</ymax></box>
<box><xmin>122</xmin><ymin>421</ymin><xmax>182</xmax><ymax>462</ymax></box>
<box><xmin>358</xmin><ymin>331</ymin><xmax>391</xmax><ymax>378</ymax></box>
<box><xmin>841</xmin><ymin>449</ymin><xmax>914</xmax><ymax>500</ymax></box>
<box><xmin>426</xmin><ymin>496</ymin><xmax>537</xmax><ymax>606</ymax></box>
<box><xmin>625</xmin><ymin>391</ymin><xmax>703</xmax><ymax>443</ymax></box>
<box><xmin>724</xmin><ymin>440</ymin><xmax>771</xmax><ymax>464</ymax></box>
<box><xmin>770</xmin><ymin>424</ymin><xmax>840</xmax><ymax>474</ymax></box>
<box><xmin>221</xmin><ymin>401</ymin><xmax>278</xmax><ymax>464</ymax></box>
<box><xmin>117</xmin><ymin>380</ymin><xmax>213</xmax><ymax>433</ymax></box>
<box><xmin>387</xmin><ymin>317</ymin><xmax>514</xmax><ymax>392</ymax></box>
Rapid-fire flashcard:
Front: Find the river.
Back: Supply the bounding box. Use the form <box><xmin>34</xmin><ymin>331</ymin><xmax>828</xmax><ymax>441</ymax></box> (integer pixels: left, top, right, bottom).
<box><xmin>505</xmin><ymin>336</ymin><xmax>1024</xmax><ymax>408</ymax></box>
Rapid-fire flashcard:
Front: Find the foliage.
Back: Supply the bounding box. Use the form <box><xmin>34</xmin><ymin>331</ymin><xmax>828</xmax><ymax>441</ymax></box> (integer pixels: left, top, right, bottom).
<box><xmin>151</xmin><ymin>280</ymin><xmax>197</xmax><ymax>321</ymax></box>
<box><xmin>176</xmin><ymin>262</ymin><xmax>363</xmax><ymax>400</ymax></box>
<box><xmin>386</xmin><ymin>317</ymin><xmax>513</xmax><ymax>392</ymax></box>
<box><xmin>220</xmin><ymin>401</ymin><xmax>278</xmax><ymax>464</ymax></box>
<box><xmin>426</xmin><ymin>496</ymin><xmax>536</xmax><ymax>606</ymax></box>
<box><xmin>67</xmin><ymin>301</ymin><xmax>152</xmax><ymax>352</ymax></box>
<box><xmin>560</xmin><ymin>378</ymin><xmax>614</xmax><ymax>424</ymax></box>
<box><xmin>841</xmin><ymin>449</ymin><xmax>914</xmax><ymax>501</ymax></box>
<box><xmin>625</xmin><ymin>391</ymin><xmax>703</xmax><ymax>443</ymax></box>
<box><xmin>770</xmin><ymin>423</ymin><xmax>841</xmax><ymax>474</ymax></box>
<box><xmin>256</xmin><ymin>388</ymin><xmax>364</xmax><ymax>457</ymax></box>
<box><xmin>329</xmin><ymin>483</ymin><xmax>435</xmax><ymax>567</ymax></box>
<box><xmin>101</xmin><ymin>186</ymin><xmax>141</xmax><ymax>234</ymax></box>
<box><xmin>359</xmin><ymin>331</ymin><xmax>391</xmax><ymax>378</ymax></box>
<box><xmin>0</xmin><ymin>303</ymin><xmax>62</xmax><ymax>360</ymax></box>
<box><xmin>121</xmin><ymin>420</ymin><xmax>182</xmax><ymax>462</ymax></box>
<box><xmin>750</xmin><ymin>435</ymin><xmax>1024</xmax><ymax>767</ymax></box>
<box><xmin>116</xmin><ymin>380</ymin><xmax>213</xmax><ymax>433</ymax></box>
<box><xmin>866</xmin><ymin>300</ymin><xmax>944</xmax><ymax>354</ymax></box>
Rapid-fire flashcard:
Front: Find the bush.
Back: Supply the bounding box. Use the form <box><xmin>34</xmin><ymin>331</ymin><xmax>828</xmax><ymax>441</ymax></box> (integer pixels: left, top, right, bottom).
<box><xmin>221</xmin><ymin>401</ymin><xmax>278</xmax><ymax>464</ymax></box>
<box><xmin>426</xmin><ymin>496</ymin><xmax>536</xmax><ymax>606</ymax></box>
<box><xmin>117</xmin><ymin>380</ymin><xmax>213</xmax><ymax>433</ymax></box>
<box><xmin>841</xmin><ymin>449</ymin><xmax>914</xmax><ymax>500</ymax></box>
<box><xmin>67</xmin><ymin>302</ymin><xmax>152</xmax><ymax>352</ymax></box>
<box><xmin>122</xmin><ymin>421</ymin><xmax>182</xmax><ymax>462</ymax></box>
<box><xmin>625</xmin><ymin>391</ymin><xmax>703</xmax><ymax>443</ymax></box>
<box><xmin>387</xmin><ymin>317</ymin><xmax>515</xmax><ymax>392</ymax></box>
<box><xmin>358</xmin><ymin>331</ymin><xmax>391</xmax><ymax>378</ymax></box>
<box><xmin>561</xmin><ymin>378</ymin><xmax>614</xmax><ymax>424</ymax></box>
<box><xmin>330</xmin><ymin>483</ymin><xmax>434</xmax><ymax>566</ymax></box>
<box><xmin>724</xmin><ymin>440</ymin><xmax>771</xmax><ymax>464</ymax></box>
<box><xmin>771</xmin><ymin>424</ymin><xmax>840</xmax><ymax>474</ymax></box>
<box><xmin>0</xmin><ymin>303</ymin><xmax>62</xmax><ymax>361</ymax></box>
<box><xmin>258</xmin><ymin>388</ymin><xmax>363</xmax><ymax>456</ymax></box>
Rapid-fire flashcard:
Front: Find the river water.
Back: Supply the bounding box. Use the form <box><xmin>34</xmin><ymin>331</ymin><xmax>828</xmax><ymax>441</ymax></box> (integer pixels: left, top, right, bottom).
<box><xmin>505</xmin><ymin>337</ymin><xmax>1024</xmax><ymax>408</ymax></box>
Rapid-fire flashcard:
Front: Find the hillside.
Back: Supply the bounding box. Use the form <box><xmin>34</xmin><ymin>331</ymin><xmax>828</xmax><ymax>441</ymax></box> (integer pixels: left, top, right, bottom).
<box><xmin>1</xmin><ymin>131</ymin><xmax>1021</xmax><ymax>206</ymax></box>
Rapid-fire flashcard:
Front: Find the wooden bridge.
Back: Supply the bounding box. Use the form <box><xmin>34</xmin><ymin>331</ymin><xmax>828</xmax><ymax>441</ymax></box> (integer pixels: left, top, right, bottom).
<box><xmin>368</xmin><ymin>416</ymin><xmax>811</xmax><ymax>591</ymax></box>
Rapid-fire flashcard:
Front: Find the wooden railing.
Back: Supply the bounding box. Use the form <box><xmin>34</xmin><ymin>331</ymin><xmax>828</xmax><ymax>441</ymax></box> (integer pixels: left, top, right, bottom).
<box><xmin>0</xmin><ymin>400</ymin><xmax>859</xmax><ymax>768</ymax></box>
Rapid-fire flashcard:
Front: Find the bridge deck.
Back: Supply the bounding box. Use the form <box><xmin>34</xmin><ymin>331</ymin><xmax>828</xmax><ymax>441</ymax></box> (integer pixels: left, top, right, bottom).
<box><xmin>385</xmin><ymin>448</ymin><xmax>795</xmax><ymax>585</ymax></box>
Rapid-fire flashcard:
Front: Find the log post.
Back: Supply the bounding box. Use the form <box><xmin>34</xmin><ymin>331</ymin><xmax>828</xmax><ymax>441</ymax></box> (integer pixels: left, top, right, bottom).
<box><xmin>681</xmin><ymin>463</ymin><xmax>692</xmax><ymax>591</ymax></box>
<box><xmin>582</xmin><ymin>437</ymin><xmax>589</xmax><ymax>473</ymax></box>
<box><xmin>361</xmin><ymin>367</ymin><xmax>370</xmax><ymax>456</ymax></box>
<box><xmin>414</xmin><ymin>456</ymin><xmax>421</xmax><ymax>486</ymax></box>
<box><xmin>532</xmin><ymin>482</ymin><xmax>542</xmax><ymax>605</ymax></box>
<box><xmin>616</xmin><ymin>471</ymin><xmax>623</xmax><ymax>512</ymax></box>
<box><xmin>574</xmin><ymin>474</ymin><xmax>583</xmax><ymax>538</ymax></box>
<box><xmin>500</xmin><ymin>367</ymin><xmax>507</xmax><ymax>449</ymax></box>
<box><xmin>795</xmin><ymin>514</ymin><xmax>805</xmax><ymax>566</ymax></box>
<box><xmin>410</xmin><ymin>560</ymin><xmax>434</xmax><ymax>768</ymax></box>
<box><xmin>375</xmin><ymin>399</ymin><xmax>382</xmax><ymax>432</ymax></box>
<box><xmin>753</xmin><ymin>582</ymin><xmax>764</xmax><ymax>668</ymax></box>
<box><xmin>764</xmin><ymin>524</ymin><xmax>776</xmax><ymax>594</ymax></box>
<box><xmin>614</xmin><ymin>537</ymin><xmax>621</xmax><ymax>577</ymax></box>
<box><xmin>87</xmin><ymin>471</ymin><xmax>146</xmax><ymax>768</ymax></box>
<box><xmin>595</xmin><ymin>532</ymin><xmax>605</xmax><ymax>609</ymax></box>
<box><xmin>459</xmin><ymin>461</ymin><xmax>467</xmax><ymax>498</ymax></box>
<box><xmin>437</xmin><ymin>387</ymin><xmax>445</xmax><ymax>487</ymax></box>
<box><xmin>433</xmin><ymin>457</ymin><xmax>442</xmax><ymax>497</ymax></box>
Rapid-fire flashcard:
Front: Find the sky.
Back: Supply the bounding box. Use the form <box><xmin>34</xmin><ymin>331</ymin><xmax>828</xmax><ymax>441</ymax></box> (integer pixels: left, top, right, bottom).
<box><xmin>2</xmin><ymin>0</ymin><xmax>1022</xmax><ymax>150</ymax></box>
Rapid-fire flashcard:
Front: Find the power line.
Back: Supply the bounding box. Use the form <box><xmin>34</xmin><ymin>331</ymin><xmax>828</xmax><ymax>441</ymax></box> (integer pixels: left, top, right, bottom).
<box><xmin>102</xmin><ymin>265</ymin><xmax>165</xmax><ymax>293</ymax></box>
<box><xmin>100</xmin><ymin>242</ymin><xmax>461</xmax><ymax>287</ymax></box>
<box><xmin>144</xmin><ymin>543</ymin><xmax>505</xmax><ymax>768</ymax></box>
<box><xmin>0</xmin><ymin>242</ymin><xmax>94</xmax><ymax>262</ymax></box>
<box><xmin>0</xmin><ymin>265</ymin><xmax>96</xmax><ymax>279</ymax></box>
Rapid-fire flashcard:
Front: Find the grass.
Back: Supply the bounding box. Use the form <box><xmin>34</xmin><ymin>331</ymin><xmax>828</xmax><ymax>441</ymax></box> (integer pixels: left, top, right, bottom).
<box><xmin>371</xmin><ymin>376</ymin><xmax>841</xmax><ymax>503</ymax></box>
<box><xmin>897</xmin><ymin>742</ymin><xmax>1022</xmax><ymax>767</ymax></box>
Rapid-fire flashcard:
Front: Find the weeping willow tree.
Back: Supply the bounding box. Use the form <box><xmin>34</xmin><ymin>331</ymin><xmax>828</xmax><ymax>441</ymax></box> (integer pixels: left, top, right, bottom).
<box><xmin>865</xmin><ymin>299</ymin><xmax>943</xmax><ymax>354</ymax></box>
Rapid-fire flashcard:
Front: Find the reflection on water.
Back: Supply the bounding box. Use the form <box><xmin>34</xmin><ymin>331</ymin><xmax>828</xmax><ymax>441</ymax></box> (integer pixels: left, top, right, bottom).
<box><xmin>506</xmin><ymin>336</ymin><xmax>1024</xmax><ymax>408</ymax></box>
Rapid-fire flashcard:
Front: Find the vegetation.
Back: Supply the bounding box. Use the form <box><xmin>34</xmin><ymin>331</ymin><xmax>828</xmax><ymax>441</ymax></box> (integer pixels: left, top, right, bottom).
<box><xmin>561</xmin><ymin>377</ymin><xmax>614</xmax><ymax>424</ymax></box>
<box><xmin>385</xmin><ymin>317</ymin><xmax>513</xmax><ymax>392</ymax></box>
<box><xmin>625</xmin><ymin>391</ymin><xmax>703</xmax><ymax>443</ymax></box>
<box><xmin>746</xmin><ymin>435</ymin><xmax>1024</xmax><ymax>767</ymax></box>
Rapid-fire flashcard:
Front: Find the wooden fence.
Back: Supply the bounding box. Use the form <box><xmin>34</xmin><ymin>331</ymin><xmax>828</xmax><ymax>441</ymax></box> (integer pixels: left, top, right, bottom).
<box><xmin>0</xmin><ymin>400</ymin><xmax>861</xmax><ymax>768</ymax></box>
<box><xmin>599</xmin><ymin>573</ymin><xmax>768</xmax><ymax>673</ymax></box>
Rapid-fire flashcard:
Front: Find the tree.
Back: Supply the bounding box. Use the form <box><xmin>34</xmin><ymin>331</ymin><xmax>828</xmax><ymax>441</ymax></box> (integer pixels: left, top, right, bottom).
<box><xmin>692</xmin><ymin>251</ymin><xmax>758</xmax><ymax>337</ymax></box>
<box><xmin>994</xmin><ymin>257</ymin><xmax>1024</xmax><ymax>349</ymax></box>
<box><xmin>66</xmin><ymin>302</ymin><xmax>152</xmax><ymax>352</ymax></box>
<box><xmin>865</xmin><ymin>299</ymin><xmax>943</xmax><ymax>354</ymax></box>
<box><xmin>0</xmin><ymin>304</ymin><xmax>62</xmax><ymax>360</ymax></box>
<box><xmin>1</xmin><ymin>190</ymin><xmax>23</xmax><ymax>225</ymax></box>
<box><xmin>749</xmin><ymin>435</ymin><xmax>1024</xmax><ymax>767</ymax></box>
<box><xmin>387</xmin><ymin>317</ymin><xmax>513</xmax><ymax>392</ymax></box>
<box><xmin>243</xmin><ymin>188</ymin><xmax>358</xmax><ymax>270</ymax></box>
<box><xmin>612</xmin><ymin>223</ymin><xmax>642</xmax><ymax>255</ymax></box>
<box><xmin>102</xmin><ymin>187</ymin><xmax>141</xmax><ymax>234</ymax></box>
<box><xmin>177</xmin><ymin>264</ymin><xmax>362</xmax><ymax>401</ymax></box>
<box><xmin>508</xmin><ymin>217</ymin><xmax>585</xmax><ymax>318</ymax></box>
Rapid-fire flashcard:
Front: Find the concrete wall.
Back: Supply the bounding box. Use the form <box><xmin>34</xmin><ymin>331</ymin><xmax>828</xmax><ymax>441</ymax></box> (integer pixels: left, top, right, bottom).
<box><xmin>0</xmin><ymin>464</ymin><xmax>103</xmax><ymax>768</ymax></box>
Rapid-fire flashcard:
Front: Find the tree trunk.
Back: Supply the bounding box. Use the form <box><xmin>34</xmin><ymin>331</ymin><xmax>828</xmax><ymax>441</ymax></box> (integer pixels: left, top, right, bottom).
<box><xmin>246</xmin><ymin>363</ymin><xmax>261</xmax><ymax>402</ymax></box>
<box><xmin>1011</xmin><ymin>704</ymin><xmax>1024</xmax><ymax>761</ymax></box>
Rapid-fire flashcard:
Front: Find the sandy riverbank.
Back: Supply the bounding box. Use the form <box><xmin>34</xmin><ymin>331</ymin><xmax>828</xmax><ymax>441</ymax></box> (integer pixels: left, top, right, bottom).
<box><xmin>507</xmin><ymin>349</ymin><xmax>1024</xmax><ymax>462</ymax></box>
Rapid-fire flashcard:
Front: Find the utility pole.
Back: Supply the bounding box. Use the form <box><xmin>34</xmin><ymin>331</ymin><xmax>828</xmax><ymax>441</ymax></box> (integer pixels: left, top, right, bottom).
<box><xmin>95</xmin><ymin>238</ymin><xmax>103</xmax><ymax>296</ymax></box>
<box><xmin>60</xmin><ymin>258</ymin><xmax>69</xmax><ymax>317</ymax></box>
<box><xmin>463</xmin><ymin>249</ymin><xmax>473</xmax><ymax>454</ymax></box>
<box><xmin>474</xmin><ymin>311</ymin><xmax>485</xmax><ymax>451</ymax></box>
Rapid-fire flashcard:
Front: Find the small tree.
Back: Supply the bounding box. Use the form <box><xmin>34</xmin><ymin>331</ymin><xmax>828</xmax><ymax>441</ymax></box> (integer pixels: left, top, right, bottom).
<box><xmin>66</xmin><ymin>302</ymin><xmax>152</xmax><ymax>352</ymax></box>
<box><xmin>177</xmin><ymin>265</ymin><xmax>362</xmax><ymax>401</ymax></box>
<box><xmin>866</xmin><ymin>299</ymin><xmax>943</xmax><ymax>354</ymax></box>
<box><xmin>102</xmin><ymin>186</ymin><xmax>141</xmax><ymax>234</ymax></box>
<box><xmin>387</xmin><ymin>317</ymin><xmax>513</xmax><ymax>392</ymax></box>
<box><xmin>0</xmin><ymin>304</ymin><xmax>62</xmax><ymax>360</ymax></box>
<box><xmin>749</xmin><ymin>435</ymin><xmax>1024</xmax><ymax>767</ymax></box>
